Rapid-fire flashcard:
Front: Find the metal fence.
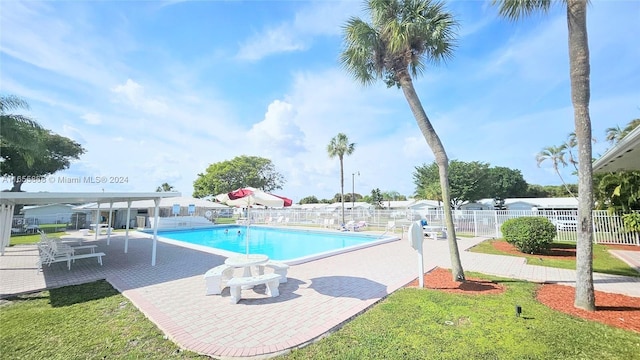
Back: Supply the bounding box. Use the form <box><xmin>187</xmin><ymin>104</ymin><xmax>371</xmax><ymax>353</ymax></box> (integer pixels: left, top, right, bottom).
<box><xmin>245</xmin><ymin>208</ymin><xmax>639</xmax><ymax>246</ymax></box>
<box><xmin>9</xmin><ymin>208</ymin><xmax>639</xmax><ymax>246</ymax></box>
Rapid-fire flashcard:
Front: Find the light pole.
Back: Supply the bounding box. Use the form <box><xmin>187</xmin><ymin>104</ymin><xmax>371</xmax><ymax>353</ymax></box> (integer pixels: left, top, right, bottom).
<box><xmin>352</xmin><ymin>171</ymin><xmax>360</xmax><ymax>219</ymax></box>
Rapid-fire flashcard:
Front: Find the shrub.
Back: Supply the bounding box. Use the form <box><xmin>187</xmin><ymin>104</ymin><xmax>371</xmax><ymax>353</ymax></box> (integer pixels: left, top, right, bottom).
<box><xmin>501</xmin><ymin>217</ymin><xmax>556</xmax><ymax>254</ymax></box>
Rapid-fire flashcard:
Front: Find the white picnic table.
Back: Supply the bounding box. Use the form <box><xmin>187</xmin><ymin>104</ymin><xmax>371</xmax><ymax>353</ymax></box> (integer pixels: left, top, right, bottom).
<box><xmin>225</xmin><ymin>254</ymin><xmax>269</xmax><ymax>289</ymax></box>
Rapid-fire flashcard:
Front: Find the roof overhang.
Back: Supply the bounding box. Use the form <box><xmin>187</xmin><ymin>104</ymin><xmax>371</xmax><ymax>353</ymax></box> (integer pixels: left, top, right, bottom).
<box><xmin>0</xmin><ymin>192</ymin><xmax>181</xmax><ymax>206</ymax></box>
<box><xmin>593</xmin><ymin>126</ymin><xmax>640</xmax><ymax>173</ymax></box>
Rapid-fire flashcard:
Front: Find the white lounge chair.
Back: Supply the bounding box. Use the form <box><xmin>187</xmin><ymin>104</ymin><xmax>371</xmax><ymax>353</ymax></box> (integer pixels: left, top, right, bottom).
<box><xmin>37</xmin><ymin>243</ymin><xmax>105</xmax><ymax>271</ymax></box>
<box><xmin>386</xmin><ymin>221</ymin><xmax>396</xmax><ymax>232</ymax></box>
<box><xmin>354</xmin><ymin>221</ymin><xmax>367</xmax><ymax>231</ymax></box>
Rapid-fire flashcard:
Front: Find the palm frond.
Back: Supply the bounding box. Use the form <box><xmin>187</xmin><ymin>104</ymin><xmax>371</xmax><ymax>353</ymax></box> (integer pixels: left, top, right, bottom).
<box><xmin>493</xmin><ymin>0</ymin><xmax>553</xmax><ymax>21</ymax></box>
<box><xmin>340</xmin><ymin>17</ymin><xmax>384</xmax><ymax>86</ymax></box>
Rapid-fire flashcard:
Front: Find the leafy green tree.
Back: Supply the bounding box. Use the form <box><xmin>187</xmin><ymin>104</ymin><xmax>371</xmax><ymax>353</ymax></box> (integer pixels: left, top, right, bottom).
<box><xmin>487</xmin><ymin>166</ymin><xmax>529</xmax><ymax>199</ymax></box>
<box><xmin>369</xmin><ymin>188</ymin><xmax>384</xmax><ymax>208</ymax></box>
<box><xmin>494</xmin><ymin>0</ymin><xmax>595</xmax><ymax>310</ymax></box>
<box><xmin>193</xmin><ymin>155</ymin><xmax>284</xmax><ymax>198</ymax></box>
<box><xmin>526</xmin><ymin>184</ymin><xmax>551</xmax><ymax>198</ymax></box>
<box><xmin>299</xmin><ymin>196</ymin><xmax>319</xmax><ymax>204</ymax></box>
<box><xmin>414</xmin><ymin>160</ymin><xmax>491</xmax><ymax>208</ymax></box>
<box><xmin>382</xmin><ymin>191</ymin><xmax>406</xmax><ymax>201</ymax></box>
<box><xmin>155</xmin><ymin>183</ymin><xmax>176</xmax><ymax>192</ymax></box>
<box><xmin>595</xmin><ymin>118</ymin><xmax>640</xmax><ymax>213</ymax></box>
<box><xmin>342</xmin><ymin>0</ymin><xmax>464</xmax><ymax>281</ymax></box>
<box><xmin>327</xmin><ymin>133</ymin><xmax>356</xmax><ymax>225</ymax></box>
<box><xmin>1</xmin><ymin>128</ymin><xmax>85</xmax><ymax>192</ymax></box>
<box><xmin>594</xmin><ymin>172</ymin><xmax>640</xmax><ymax>213</ymax></box>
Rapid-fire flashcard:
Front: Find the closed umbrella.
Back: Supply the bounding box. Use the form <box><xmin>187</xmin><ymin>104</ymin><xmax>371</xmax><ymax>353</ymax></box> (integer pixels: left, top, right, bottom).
<box><xmin>215</xmin><ymin>187</ymin><xmax>292</xmax><ymax>254</ymax></box>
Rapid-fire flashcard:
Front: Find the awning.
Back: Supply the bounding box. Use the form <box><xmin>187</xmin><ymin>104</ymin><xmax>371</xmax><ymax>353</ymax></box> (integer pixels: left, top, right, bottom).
<box><xmin>0</xmin><ymin>192</ymin><xmax>180</xmax><ymax>266</ymax></box>
<box><xmin>593</xmin><ymin>126</ymin><xmax>640</xmax><ymax>173</ymax></box>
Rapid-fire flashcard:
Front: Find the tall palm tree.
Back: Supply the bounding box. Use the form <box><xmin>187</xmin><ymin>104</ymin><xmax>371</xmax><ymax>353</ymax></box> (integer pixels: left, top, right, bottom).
<box><xmin>494</xmin><ymin>0</ymin><xmax>595</xmax><ymax>311</ymax></box>
<box><xmin>620</xmin><ymin>118</ymin><xmax>640</xmax><ymax>139</ymax></box>
<box><xmin>605</xmin><ymin>125</ymin><xmax>623</xmax><ymax>145</ymax></box>
<box><xmin>327</xmin><ymin>133</ymin><xmax>356</xmax><ymax>225</ymax></box>
<box><xmin>156</xmin><ymin>183</ymin><xmax>176</xmax><ymax>192</ymax></box>
<box><xmin>563</xmin><ymin>132</ymin><xmax>579</xmax><ymax>173</ymax></box>
<box><xmin>341</xmin><ymin>0</ymin><xmax>465</xmax><ymax>281</ymax></box>
<box><xmin>536</xmin><ymin>145</ymin><xmax>576</xmax><ymax>197</ymax></box>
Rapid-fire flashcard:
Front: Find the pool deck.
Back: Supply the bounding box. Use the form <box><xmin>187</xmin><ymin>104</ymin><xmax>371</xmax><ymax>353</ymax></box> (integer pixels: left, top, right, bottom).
<box><xmin>1</xmin><ymin>230</ymin><xmax>639</xmax><ymax>359</ymax></box>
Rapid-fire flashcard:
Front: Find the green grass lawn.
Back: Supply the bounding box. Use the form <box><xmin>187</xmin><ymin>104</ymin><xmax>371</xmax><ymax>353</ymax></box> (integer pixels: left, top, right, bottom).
<box><xmin>0</xmin><ymin>281</ymin><xmax>208</xmax><ymax>360</ymax></box>
<box><xmin>9</xmin><ymin>232</ymin><xmax>65</xmax><ymax>246</ymax></box>
<box><xmin>2</xmin><ymin>276</ymin><xmax>639</xmax><ymax>359</ymax></box>
<box><xmin>470</xmin><ymin>239</ymin><xmax>640</xmax><ymax>278</ymax></box>
<box><xmin>282</xmin><ymin>274</ymin><xmax>640</xmax><ymax>360</ymax></box>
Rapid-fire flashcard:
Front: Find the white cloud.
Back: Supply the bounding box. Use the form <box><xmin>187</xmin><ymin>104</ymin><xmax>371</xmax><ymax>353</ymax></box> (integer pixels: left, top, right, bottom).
<box><xmin>248</xmin><ymin>100</ymin><xmax>306</xmax><ymax>156</ymax></box>
<box><xmin>111</xmin><ymin>79</ymin><xmax>169</xmax><ymax>115</ymax></box>
<box><xmin>236</xmin><ymin>25</ymin><xmax>307</xmax><ymax>61</ymax></box>
<box><xmin>82</xmin><ymin>113</ymin><xmax>102</xmax><ymax>125</ymax></box>
<box><xmin>235</xmin><ymin>0</ymin><xmax>360</xmax><ymax>61</ymax></box>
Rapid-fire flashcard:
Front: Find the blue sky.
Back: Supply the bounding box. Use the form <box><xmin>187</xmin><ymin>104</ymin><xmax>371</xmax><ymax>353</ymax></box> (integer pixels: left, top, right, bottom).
<box><xmin>1</xmin><ymin>0</ymin><xmax>639</xmax><ymax>202</ymax></box>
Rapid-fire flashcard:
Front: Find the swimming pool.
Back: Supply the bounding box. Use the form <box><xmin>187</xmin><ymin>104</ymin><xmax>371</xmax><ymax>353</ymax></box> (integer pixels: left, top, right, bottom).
<box><xmin>151</xmin><ymin>225</ymin><xmax>399</xmax><ymax>264</ymax></box>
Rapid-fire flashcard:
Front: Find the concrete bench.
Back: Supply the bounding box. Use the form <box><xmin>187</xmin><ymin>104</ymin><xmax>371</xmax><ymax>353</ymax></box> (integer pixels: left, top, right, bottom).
<box><xmin>203</xmin><ymin>264</ymin><xmax>235</xmax><ymax>295</ymax></box>
<box><xmin>227</xmin><ymin>273</ymin><xmax>281</xmax><ymax>304</ymax></box>
<box><xmin>256</xmin><ymin>261</ymin><xmax>290</xmax><ymax>283</ymax></box>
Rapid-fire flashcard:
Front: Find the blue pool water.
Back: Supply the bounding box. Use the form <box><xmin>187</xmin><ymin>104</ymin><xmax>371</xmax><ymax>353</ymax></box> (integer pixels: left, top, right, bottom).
<box><xmin>153</xmin><ymin>225</ymin><xmax>395</xmax><ymax>263</ymax></box>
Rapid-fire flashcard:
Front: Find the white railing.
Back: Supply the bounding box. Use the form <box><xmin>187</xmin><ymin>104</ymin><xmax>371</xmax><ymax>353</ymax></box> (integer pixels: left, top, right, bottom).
<box><xmin>11</xmin><ymin>208</ymin><xmax>639</xmax><ymax>245</ymax></box>
<box><xmin>245</xmin><ymin>208</ymin><xmax>639</xmax><ymax>246</ymax></box>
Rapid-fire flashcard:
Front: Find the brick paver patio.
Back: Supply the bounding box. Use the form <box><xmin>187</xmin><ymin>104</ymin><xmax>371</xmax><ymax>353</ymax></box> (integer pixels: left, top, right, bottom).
<box><xmin>1</xmin><ymin>230</ymin><xmax>638</xmax><ymax>358</ymax></box>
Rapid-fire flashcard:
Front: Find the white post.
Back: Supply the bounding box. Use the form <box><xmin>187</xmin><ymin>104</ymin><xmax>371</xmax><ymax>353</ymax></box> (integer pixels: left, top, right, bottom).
<box><xmin>95</xmin><ymin>203</ymin><xmax>101</xmax><ymax>241</ymax></box>
<box><xmin>494</xmin><ymin>210</ymin><xmax>500</xmax><ymax>238</ymax></box>
<box><xmin>0</xmin><ymin>203</ymin><xmax>15</xmax><ymax>256</ymax></box>
<box><xmin>152</xmin><ymin>198</ymin><xmax>160</xmax><ymax>266</ymax></box>
<box><xmin>417</xmin><ymin>243</ymin><xmax>424</xmax><ymax>288</ymax></box>
<box><xmin>107</xmin><ymin>202</ymin><xmax>113</xmax><ymax>245</ymax></box>
<box><xmin>124</xmin><ymin>200</ymin><xmax>131</xmax><ymax>253</ymax></box>
<box><xmin>473</xmin><ymin>211</ymin><xmax>478</xmax><ymax>236</ymax></box>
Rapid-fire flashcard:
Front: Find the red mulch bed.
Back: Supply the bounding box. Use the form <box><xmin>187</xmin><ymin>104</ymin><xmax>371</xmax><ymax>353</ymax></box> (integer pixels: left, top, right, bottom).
<box><xmin>492</xmin><ymin>240</ymin><xmax>576</xmax><ymax>259</ymax></box>
<box><xmin>408</xmin><ymin>267</ymin><xmax>640</xmax><ymax>333</ymax></box>
<box><xmin>406</xmin><ymin>267</ymin><xmax>505</xmax><ymax>294</ymax></box>
<box><xmin>537</xmin><ymin>284</ymin><xmax>640</xmax><ymax>333</ymax></box>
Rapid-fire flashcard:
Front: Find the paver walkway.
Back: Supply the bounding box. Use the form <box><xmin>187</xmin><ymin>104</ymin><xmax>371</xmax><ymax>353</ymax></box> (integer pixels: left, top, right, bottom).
<box><xmin>1</xmin><ymin>231</ymin><xmax>638</xmax><ymax>359</ymax></box>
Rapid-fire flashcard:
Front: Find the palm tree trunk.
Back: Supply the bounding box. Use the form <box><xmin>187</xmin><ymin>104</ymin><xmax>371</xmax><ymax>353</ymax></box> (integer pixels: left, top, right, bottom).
<box><xmin>398</xmin><ymin>73</ymin><xmax>465</xmax><ymax>282</ymax></box>
<box><xmin>567</xmin><ymin>0</ymin><xmax>595</xmax><ymax>311</ymax></box>
<box><xmin>340</xmin><ymin>156</ymin><xmax>345</xmax><ymax>225</ymax></box>
<box><xmin>555</xmin><ymin>169</ymin><xmax>576</xmax><ymax>197</ymax></box>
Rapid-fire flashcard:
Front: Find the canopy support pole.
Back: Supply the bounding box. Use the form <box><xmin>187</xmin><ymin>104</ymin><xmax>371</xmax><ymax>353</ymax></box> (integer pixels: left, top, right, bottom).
<box><xmin>124</xmin><ymin>200</ymin><xmax>132</xmax><ymax>253</ymax></box>
<box><xmin>107</xmin><ymin>202</ymin><xmax>113</xmax><ymax>245</ymax></box>
<box><xmin>94</xmin><ymin>203</ymin><xmax>101</xmax><ymax>241</ymax></box>
<box><xmin>152</xmin><ymin>198</ymin><xmax>160</xmax><ymax>266</ymax></box>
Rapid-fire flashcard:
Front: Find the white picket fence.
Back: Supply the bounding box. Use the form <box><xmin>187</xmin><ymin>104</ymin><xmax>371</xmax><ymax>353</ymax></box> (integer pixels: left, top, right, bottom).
<box><xmin>11</xmin><ymin>208</ymin><xmax>639</xmax><ymax>246</ymax></box>
<box><xmin>248</xmin><ymin>208</ymin><xmax>640</xmax><ymax>246</ymax></box>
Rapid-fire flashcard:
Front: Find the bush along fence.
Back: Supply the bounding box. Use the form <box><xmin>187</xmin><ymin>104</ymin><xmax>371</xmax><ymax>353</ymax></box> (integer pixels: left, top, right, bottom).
<box><xmin>246</xmin><ymin>208</ymin><xmax>639</xmax><ymax>246</ymax></box>
<box><xmin>11</xmin><ymin>208</ymin><xmax>640</xmax><ymax>246</ymax></box>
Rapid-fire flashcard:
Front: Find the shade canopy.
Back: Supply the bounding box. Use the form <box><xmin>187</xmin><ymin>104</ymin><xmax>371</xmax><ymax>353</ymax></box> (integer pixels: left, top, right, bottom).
<box><xmin>0</xmin><ymin>192</ymin><xmax>180</xmax><ymax>265</ymax></box>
